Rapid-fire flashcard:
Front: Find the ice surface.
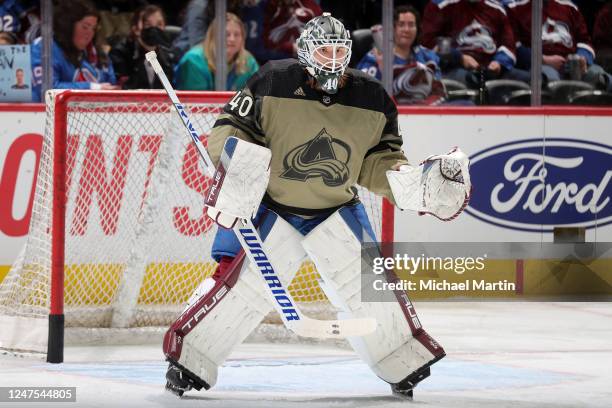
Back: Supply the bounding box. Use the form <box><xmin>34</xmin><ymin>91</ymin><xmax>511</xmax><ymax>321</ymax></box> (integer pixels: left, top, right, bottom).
<box><xmin>1</xmin><ymin>302</ymin><xmax>611</xmax><ymax>407</ymax></box>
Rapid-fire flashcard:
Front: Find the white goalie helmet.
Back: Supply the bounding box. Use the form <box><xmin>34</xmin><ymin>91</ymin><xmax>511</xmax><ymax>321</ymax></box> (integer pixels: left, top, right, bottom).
<box><xmin>297</xmin><ymin>13</ymin><xmax>352</xmax><ymax>94</ymax></box>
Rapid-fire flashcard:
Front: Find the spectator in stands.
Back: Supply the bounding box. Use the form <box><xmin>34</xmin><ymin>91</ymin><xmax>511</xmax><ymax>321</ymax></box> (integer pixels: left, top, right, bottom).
<box><xmin>593</xmin><ymin>0</ymin><xmax>612</xmax><ymax>73</ymax></box>
<box><xmin>242</xmin><ymin>0</ymin><xmax>297</xmax><ymax>65</ymax></box>
<box><xmin>262</xmin><ymin>0</ymin><xmax>322</xmax><ymax>59</ymax></box>
<box><xmin>94</xmin><ymin>0</ymin><xmax>148</xmax><ymax>53</ymax></box>
<box><xmin>176</xmin><ymin>12</ymin><xmax>259</xmax><ymax>90</ymax></box>
<box><xmin>356</xmin><ymin>5</ymin><xmax>444</xmax><ymax>104</ymax></box>
<box><xmin>0</xmin><ymin>0</ymin><xmax>40</xmax><ymax>44</ymax></box>
<box><xmin>0</xmin><ymin>31</ymin><xmax>18</xmax><ymax>45</ymax></box>
<box><xmin>421</xmin><ymin>0</ymin><xmax>517</xmax><ymax>87</ymax></box>
<box><xmin>505</xmin><ymin>0</ymin><xmax>612</xmax><ymax>90</ymax></box>
<box><xmin>30</xmin><ymin>0</ymin><xmax>118</xmax><ymax>102</ymax></box>
<box><xmin>173</xmin><ymin>0</ymin><xmax>244</xmax><ymax>60</ymax></box>
<box><xmin>173</xmin><ymin>0</ymin><xmax>209</xmax><ymax>58</ymax></box>
<box><xmin>110</xmin><ymin>5</ymin><xmax>177</xmax><ymax>89</ymax></box>
<box><xmin>320</xmin><ymin>1</ymin><xmax>430</xmax><ymax>31</ymax></box>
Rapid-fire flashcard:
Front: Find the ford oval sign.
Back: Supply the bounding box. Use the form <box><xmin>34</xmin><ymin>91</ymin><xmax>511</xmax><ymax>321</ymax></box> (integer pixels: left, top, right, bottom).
<box><xmin>466</xmin><ymin>138</ymin><xmax>612</xmax><ymax>232</ymax></box>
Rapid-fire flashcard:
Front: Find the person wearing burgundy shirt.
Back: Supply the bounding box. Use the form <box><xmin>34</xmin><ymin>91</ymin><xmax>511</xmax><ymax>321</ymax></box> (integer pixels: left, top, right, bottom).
<box><xmin>505</xmin><ymin>0</ymin><xmax>611</xmax><ymax>90</ymax></box>
<box><xmin>263</xmin><ymin>0</ymin><xmax>322</xmax><ymax>59</ymax></box>
<box><xmin>421</xmin><ymin>0</ymin><xmax>517</xmax><ymax>87</ymax></box>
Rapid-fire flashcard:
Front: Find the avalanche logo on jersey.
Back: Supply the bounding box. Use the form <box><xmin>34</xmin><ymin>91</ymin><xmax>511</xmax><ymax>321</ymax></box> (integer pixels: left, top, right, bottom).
<box><xmin>542</xmin><ymin>18</ymin><xmax>573</xmax><ymax>48</ymax></box>
<box><xmin>456</xmin><ymin>19</ymin><xmax>497</xmax><ymax>55</ymax></box>
<box><xmin>280</xmin><ymin>128</ymin><xmax>351</xmax><ymax>187</ymax></box>
<box><xmin>392</xmin><ymin>62</ymin><xmax>435</xmax><ymax>103</ymax></box>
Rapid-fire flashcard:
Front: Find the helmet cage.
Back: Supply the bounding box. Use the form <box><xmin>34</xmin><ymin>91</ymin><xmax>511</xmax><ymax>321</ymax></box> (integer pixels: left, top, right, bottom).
<box><xmin>297</xmin><ymin>13</ymin><xmax>352</xmax><ymax>93</ymax></box>
<box><xmin>298</xmin><ymin>38</ymin><xmax>352</xmax><ymax>76</ymax></box>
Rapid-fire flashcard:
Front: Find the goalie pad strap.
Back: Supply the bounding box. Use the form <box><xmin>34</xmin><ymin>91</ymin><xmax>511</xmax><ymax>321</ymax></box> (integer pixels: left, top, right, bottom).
<box><xmin>301</xmin><ymin>208</ymin><xmax>445</xmax><ymax>384</ymax></box>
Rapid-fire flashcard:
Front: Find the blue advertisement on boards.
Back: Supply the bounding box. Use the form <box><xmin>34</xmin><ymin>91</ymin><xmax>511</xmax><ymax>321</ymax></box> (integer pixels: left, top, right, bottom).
<box><xmin>467</xmin><ymin>139</ymin><xmax>612</xmax><ymax>233</ymax></box>
<box><xmin>0</xmin><ymin>44</ymin><xmax>31</xmax><ymax>102</ymax></box>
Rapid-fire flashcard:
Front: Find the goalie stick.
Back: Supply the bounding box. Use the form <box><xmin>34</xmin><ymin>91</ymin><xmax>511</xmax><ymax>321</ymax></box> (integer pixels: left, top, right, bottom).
<box><xmin>145</xmin><ymin>51</ymin><xmax>376</xmax><ymax>339</ymax></box>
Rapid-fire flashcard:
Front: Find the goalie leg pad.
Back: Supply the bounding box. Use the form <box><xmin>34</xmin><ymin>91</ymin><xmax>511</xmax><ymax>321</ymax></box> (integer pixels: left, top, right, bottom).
<box><xmin>301</xmin><ymin>207</ymin><xmax>445</xmax><ymax>385</ymax></box>
<box><xmin>163</xmin><ymin>211</ymin><xmax>308</xmax><ymax>388</ymax></box>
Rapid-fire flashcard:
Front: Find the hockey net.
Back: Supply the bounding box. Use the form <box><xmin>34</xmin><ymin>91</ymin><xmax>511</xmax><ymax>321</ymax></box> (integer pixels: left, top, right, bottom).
<box><xmin>0</xmin><ymin>90</ymin><xmax>392</xmax><ymax>355</ymax></box>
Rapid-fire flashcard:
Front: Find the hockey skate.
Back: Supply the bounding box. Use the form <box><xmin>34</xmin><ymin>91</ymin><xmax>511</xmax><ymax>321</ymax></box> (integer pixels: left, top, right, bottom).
<box><xmin>390</xmin><ymin>366</ymin><xmax>430</xmax><ymax>400</ymax></box>
<box><xmin>165</xmin><ymin>363</ymin><xmax>208</xmax><ymax>397</ymax></box>
<box><xmin>390</xmin><ymin>352</ymin><xmax>444</xmax><ymax>400</ymax></box>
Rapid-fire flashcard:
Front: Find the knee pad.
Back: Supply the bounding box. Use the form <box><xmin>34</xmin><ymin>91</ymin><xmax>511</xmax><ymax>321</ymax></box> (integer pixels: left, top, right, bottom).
<box><xmin>301</xmin><ymin>207</ymin><xmax>445</xmax><ymax>384</ymax></box>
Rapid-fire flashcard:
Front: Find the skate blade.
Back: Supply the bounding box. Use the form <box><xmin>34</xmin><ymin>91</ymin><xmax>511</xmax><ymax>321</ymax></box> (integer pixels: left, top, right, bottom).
<box><xmin>165</xmin><ymin>381</ymin><xmax>187</xmax><ymax>397</ymax></box>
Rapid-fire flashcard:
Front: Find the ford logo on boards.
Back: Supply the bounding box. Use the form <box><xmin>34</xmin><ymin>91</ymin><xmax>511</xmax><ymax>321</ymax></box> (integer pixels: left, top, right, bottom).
<box><xmin>467</xmin><ymin>138</ymin><xmax>612</xmax><ymax>232</ymax></box>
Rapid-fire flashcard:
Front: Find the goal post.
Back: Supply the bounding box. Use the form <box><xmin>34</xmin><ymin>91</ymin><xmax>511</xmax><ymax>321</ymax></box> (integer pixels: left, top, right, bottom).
<box><xmin>48</xmin><ymin>88</ymin><xmax>68</xmax><ymax>363</ymax></box>
<box><xmin>0</xmin><ymin>89</ymin><xmax>394</xmax><ymax>362</ymax></box>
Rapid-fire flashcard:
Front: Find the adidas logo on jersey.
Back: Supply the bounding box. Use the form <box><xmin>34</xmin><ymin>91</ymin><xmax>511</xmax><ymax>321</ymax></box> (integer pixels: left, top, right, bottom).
<box><xmin>294</xmin><ymin>87</ymin><xmax>306</xmax><ymax>96</ymax></box>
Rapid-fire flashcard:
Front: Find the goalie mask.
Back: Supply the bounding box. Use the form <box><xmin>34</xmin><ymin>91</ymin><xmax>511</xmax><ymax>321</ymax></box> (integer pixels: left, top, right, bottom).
<box><xmin>297</xmin><ymin>13</ymin><xmax>352</xmax><ymax>94</ymax></box>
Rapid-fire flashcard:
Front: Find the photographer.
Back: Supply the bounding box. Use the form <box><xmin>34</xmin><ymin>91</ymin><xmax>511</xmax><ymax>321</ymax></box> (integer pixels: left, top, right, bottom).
<box><xmin>109</xmin><ymin>5</ymin><xmax>176</xmax><ymax>89</ymax></box>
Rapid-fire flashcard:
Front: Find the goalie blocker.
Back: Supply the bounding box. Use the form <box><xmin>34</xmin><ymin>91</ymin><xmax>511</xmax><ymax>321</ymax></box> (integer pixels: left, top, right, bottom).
<box><xmin>164</xmin><ymin>205</ymin><xmax>444</xmax><ymax>396</ymax></box>
<box><xmin>205</xmin><ymin>136</ymin><xmax>271</xmax><ymax>228</ymax></box>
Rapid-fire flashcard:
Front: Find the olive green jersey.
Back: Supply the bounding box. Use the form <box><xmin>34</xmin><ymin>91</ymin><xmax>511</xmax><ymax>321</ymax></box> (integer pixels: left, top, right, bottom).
<box><xmin>208</xmin><ymin>59</ymin><xmax>408</xmax><ymax>216</ymax></box>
